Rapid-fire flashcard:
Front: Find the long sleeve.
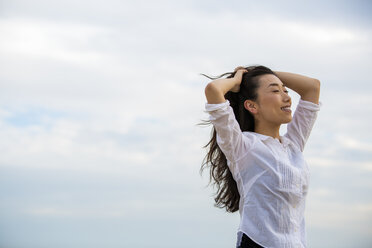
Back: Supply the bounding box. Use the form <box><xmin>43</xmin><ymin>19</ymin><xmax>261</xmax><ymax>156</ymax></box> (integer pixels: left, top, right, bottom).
<box><xmin>284</xmin><ymin>98</ymin><xmax>322</xmax><ymax>152</ymax></box>
<box><xmin>205</xmin><ymin>100</ymin><xmax>252</xmax><ymax>163</ymax></box>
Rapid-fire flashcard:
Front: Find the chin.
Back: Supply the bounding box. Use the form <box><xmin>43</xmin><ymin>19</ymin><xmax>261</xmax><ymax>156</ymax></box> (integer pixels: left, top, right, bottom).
<box><xmin>283</xmin><ymin>116</ymin><xmax>292</xmax><ymax>124</ymax></box>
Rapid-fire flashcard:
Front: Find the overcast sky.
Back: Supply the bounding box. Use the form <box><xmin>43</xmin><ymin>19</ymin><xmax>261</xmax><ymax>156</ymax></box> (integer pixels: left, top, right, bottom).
<box><xmin>0</xmin><ymin>0</ymin><xmax>371</xmax><ymax>247</ymax></box>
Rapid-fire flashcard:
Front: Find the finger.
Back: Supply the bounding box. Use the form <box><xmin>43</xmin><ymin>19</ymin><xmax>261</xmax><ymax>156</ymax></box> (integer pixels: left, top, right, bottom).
<box><xmin>235</xmin><ymin>68</ymin><xmax>249</xmax><ymax>74</ymax></box>
<box><xmin>234</xmin><ymin>66</ymin><xmax>245</xmax><ymax>72</ymax></box>
<box><xmin>236</xmin><ymin>69</ymin><xmax>248</xmax><ymax>74</ymax></box>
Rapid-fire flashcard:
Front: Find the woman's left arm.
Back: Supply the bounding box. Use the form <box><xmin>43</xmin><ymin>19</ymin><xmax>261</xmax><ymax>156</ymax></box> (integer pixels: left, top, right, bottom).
<box><xmin>274</xmin><ymin>71</ymin><xmax>320</xmax><ymax>104</ymax></box>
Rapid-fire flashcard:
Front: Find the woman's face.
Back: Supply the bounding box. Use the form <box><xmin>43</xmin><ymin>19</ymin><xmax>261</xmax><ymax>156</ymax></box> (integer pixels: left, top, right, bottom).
<box><xmin>247</xmin><ymin>74</ymin><xmax>292</xmax><ymax>125</ymax></box>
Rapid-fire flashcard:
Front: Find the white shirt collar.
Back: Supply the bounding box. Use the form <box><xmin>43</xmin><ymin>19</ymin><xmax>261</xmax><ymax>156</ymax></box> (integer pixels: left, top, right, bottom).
<box><xmin>246</xmin><ymin>131</ymin><xmax>291</xmax><ymax>147</ymax></box>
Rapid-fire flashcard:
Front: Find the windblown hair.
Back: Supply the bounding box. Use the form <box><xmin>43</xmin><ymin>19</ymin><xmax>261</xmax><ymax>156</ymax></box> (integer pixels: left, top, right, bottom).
<box><xmin>199</xmin><ymin>65</ymin><xmax>277</xmax><ymax>212</ymax></box>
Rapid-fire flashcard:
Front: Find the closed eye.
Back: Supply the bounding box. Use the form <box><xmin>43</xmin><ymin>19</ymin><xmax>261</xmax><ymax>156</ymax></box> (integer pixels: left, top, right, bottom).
<box><xmin>273</xmin><ymin>90</ymin><xmax>289</xmax><ymax>93</ymax></box>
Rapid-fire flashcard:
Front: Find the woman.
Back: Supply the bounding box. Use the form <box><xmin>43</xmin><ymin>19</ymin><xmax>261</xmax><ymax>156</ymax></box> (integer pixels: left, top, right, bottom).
<box><xmin>201</xmin><ymin>65</ymin><xmax>321</xmax><ymax>248</ymax></box>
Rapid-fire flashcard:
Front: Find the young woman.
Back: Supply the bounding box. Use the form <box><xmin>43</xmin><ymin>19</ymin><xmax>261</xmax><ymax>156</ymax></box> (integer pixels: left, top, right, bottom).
<box><xmin>201</xmin><ymin>65</ymin><xmax>321</xmax><ymax>248</ymax></box>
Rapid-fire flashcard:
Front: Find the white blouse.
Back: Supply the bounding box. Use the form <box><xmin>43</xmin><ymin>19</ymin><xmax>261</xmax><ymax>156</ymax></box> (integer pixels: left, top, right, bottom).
<box><xmin>205</xmin><ymin>98</ymin><xmax>322</xmax><ymax>248</ymax></box>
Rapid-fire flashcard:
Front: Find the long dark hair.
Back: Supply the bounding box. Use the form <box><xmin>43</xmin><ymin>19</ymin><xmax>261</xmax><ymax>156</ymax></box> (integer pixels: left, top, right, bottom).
<box><xmin>199</xmin><ymin>65</ymin><xmax>277</xmax><ymax>212</ymax></box>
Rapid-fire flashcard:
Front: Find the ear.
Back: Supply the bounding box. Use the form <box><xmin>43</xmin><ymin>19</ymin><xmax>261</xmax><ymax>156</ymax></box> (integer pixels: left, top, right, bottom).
<box><xmin>244</xmin><ymin>99</ymin><xmax>258</xmax><ymax>115</ymax></box>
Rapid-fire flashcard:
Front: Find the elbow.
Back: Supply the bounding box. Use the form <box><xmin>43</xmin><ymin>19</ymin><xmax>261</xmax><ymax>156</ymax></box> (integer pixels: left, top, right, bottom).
<box><xmin>314</xmin><ymin>78</ymin><xmax>320</xmax><ymax>89</ymax></box>
<box><xmin>205</xmin><ymin>82</ymin><xmax>219</xmax><ymax>97</ymax></box>
<box><xmin>313</xmin><ymin>78</ymin><xmax>321</xmax><ymax>90</ymax></box>
<box><xmin>205</xmin><ymin>82</ymin><xmax>224</xmax><ymax>104</ymax></box>
<box><xmin>300</xmin><ymin>79</ymin><xmax>320</xmax><ymax>104</ymax></box>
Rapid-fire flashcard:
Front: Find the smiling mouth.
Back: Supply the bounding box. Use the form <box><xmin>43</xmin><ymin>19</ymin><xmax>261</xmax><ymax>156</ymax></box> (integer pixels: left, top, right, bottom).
<box><xmin>281</xmin><ymin>106</ymin><xmax>291</xmax><ymax>113</ymax></box>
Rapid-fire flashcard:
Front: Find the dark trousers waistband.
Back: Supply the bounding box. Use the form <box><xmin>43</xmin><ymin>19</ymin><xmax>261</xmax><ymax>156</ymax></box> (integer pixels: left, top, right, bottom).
<box><xmin>237</xmin><ymin>233</ymin><xmax>264</xmax><ymax>248</ymax></box>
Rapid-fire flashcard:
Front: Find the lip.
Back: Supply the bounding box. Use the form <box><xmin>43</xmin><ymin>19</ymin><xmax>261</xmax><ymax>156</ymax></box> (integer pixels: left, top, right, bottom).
<box><xmin>281</xmin><ymin>106</ymin><xmax>291</xmax><ymax>113</ymax></box>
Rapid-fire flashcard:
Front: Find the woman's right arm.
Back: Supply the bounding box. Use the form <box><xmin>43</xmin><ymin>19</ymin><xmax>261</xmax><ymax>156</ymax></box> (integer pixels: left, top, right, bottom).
<box><xmin>205</xmin><ymin>68</ymin><xmax>247</xmax><ymax>104</ymax></box>
<box><xmin>204</xmin><ymin>68</ymin><xmax>250</xmax><ymax>165</ymax></box>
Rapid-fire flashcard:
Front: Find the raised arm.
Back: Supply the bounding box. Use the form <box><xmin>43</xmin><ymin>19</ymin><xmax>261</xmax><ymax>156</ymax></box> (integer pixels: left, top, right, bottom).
<box><xmin>205</xmin><ymin>68</ymin><xmax>248</xmax><ymax>104</ymax></box>
<box><xmin>204</xmin><ymin>67</ymin><xmax>251</xmax><ymax>164</ymax></box>
<box><xmin>274</xmin><ymin>71</ymin><xmax>320</xmax><ymax>104</ymax></box>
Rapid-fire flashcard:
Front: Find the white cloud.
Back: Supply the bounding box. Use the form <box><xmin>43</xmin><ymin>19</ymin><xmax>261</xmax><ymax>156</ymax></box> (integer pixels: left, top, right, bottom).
<box><xmin>1</xmin><ymin>1</ymin><xmax>372</xmax><ymax>247</ymax></box>
<box><xmin>279</xmin><ymin>20</ymin><xmax>368</xmax><ymax>44</ymax></box>
<box><xmin>336</xmin><ymin>135</ymin><xmax>372</xmax><ymax>152</ymax></box>
<box><xmin>307</xmin><ymin>157</ymin><xmax>372</xmax><ymax>170</ymax></box>
<box><xmin>0</xmin><ymin>18</ymin><xmax>114</xmax><ymax>67</ymax></box>
<box><xmin>307</xmin><ymin>200</ymin><xmax>372</xmax><ymax>235</ymax></box>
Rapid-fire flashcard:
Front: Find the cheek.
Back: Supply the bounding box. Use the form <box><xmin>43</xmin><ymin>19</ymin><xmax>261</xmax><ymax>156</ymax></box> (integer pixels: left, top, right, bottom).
<box><xmin>261</xmin><ymin>97</ymin><xmax>279</xmax><ymax>110</ymax></box>
<box><xmin>260</xmin><ymin>97</ymin><xmax>282</xmax><ymax>116</ymax></box>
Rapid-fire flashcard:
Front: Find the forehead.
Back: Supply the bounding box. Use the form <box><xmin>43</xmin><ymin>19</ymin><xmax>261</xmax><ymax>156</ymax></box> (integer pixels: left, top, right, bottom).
<box><xmin>258</xmin><ymin>74</ymin><xmax>283</xmax><ymax>87</ymax></box>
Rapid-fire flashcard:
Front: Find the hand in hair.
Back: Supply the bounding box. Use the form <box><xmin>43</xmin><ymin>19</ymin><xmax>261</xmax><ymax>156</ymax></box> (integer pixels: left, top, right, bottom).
<box><xmin>230</xmin><ymin>67</ymin><xmax>248</xmax><ymax>93</ymax></box>
<box><xmin>234</xmin><ymin>66</ymin><xmax>247</xmax><ymax>72</ymax></box>
<box><xmin>204</xmin><ymin>66</ymin><xmax>248</xmax><ymax>104</ymax></box>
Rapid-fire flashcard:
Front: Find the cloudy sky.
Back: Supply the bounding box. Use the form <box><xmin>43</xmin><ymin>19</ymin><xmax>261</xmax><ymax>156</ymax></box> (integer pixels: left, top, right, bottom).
<box><xmin>0</xmin><ymin>0</ymin><xmax>371</xmax><ymax>247</ymax></box>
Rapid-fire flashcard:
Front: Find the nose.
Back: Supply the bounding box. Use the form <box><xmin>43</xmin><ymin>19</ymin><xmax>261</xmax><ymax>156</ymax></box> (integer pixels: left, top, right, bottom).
<box><xmin>283</xmin><ymin>91</ymin><xmax>291</xmax><ymax>103</ymax></box>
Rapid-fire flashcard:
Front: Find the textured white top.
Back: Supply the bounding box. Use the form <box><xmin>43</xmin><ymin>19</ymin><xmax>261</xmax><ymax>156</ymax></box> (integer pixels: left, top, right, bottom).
<box><xmin>205</xmin><ymin>98</ymin><xmax>322</xmax><ymax>248</ymax></box>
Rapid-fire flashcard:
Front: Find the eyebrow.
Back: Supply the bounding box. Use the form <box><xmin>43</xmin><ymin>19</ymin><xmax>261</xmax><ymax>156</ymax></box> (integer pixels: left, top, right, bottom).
<box><xmin>267</xmin><ymin>83</ymin><xmax>285</xmax><ymax>88</ymax></box>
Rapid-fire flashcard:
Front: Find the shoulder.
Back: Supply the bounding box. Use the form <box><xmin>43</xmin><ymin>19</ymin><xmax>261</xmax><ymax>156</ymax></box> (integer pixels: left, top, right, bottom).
<box><xmin>297</xmin><ymin>98</ymin><xmax>322</xmax><ymax>111</ymax></box>
<box><xmin>205</xmin><ymin>100</ymin><xmax>230</xmax><ymax>112</ymax></box>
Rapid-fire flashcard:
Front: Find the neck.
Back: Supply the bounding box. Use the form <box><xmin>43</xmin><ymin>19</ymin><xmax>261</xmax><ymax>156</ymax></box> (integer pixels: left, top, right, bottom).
<box><xmin>254</xmin><ymin>121</ymin><xmax>281</xmax><ymax>140</ymax></box>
